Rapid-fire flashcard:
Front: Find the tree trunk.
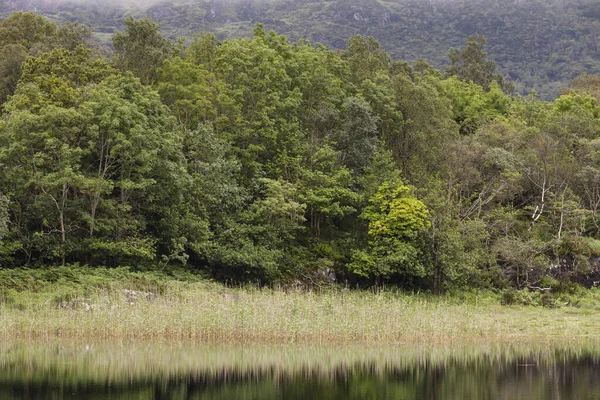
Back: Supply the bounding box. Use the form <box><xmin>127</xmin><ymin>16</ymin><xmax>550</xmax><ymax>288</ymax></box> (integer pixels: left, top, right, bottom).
<box><xmin>59</xmin><ymin>209</ymin><xmax>65</xmax><ymax>266</ymax></box>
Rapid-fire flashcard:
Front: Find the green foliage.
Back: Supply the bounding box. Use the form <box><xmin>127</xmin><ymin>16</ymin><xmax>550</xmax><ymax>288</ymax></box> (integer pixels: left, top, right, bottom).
<box><xmin>0</xmin><ymin>44</ymin><xmax>27</xmax><ymax>107</ymax></box>
<box><xmin>446</xmin><ymin>34</ymin><xmax>512</xmax><ymax>93</ymax></box>
<box><xmin>299</xmin><ymin>145</ymin><xmax>358</xmax><ymax>237</ymax></box>
<box><xmin>0</xmin><ymin>44</ymin><xmax>184</xmax><ymax>267</ymax></box>
<box><xmin>156</xmin><ymin>56</ymin><xmax>219</xmax><ymax>131</ymax></box>
<box><xmin>335</xmin><ymin>97</ymin><xmax>379</xmax><ymax>172</ymax></box>
<box><xmin>349</xmin><ymin>182</ymin><xmax>430</xmax><ymax>281</ymax></box>
<box><xmin>562</xmin><ymin>73</ymin><xmax>600</xmax><ymax>102</ymax></box>
<box><xmin>112</xmin><ymin>17</ymin><xmax>175</xmax><ymax>85</ymax></box>
<box><xmin>363</xmin><ymin>182</ymin><xmax>430</xmax><ymax>239</ymax></box>
<box><xmin>438</xmin><ymin>77</ymin><xmax>512</xmax><ymax>134</ymax></box>
<box><xmin>343</xmin><ymin>35</ymin><xmax>391</xmax><ymax>82</ymax></box>
<box><xmin>3</xmin><ymin>13</ymin><xmax>600</xmax><ymax>294</ymax></box>
<box><xmin>583</xmin><ymin>238</ymin><xmax>600</xmax><ymax>256</ymax></box>
<box><xmin>0</xmin><ymin>13</ymin><xmax>94</xmax><ymax>108</ymax></box>
<box><xmin>553</xmin><ymin>91</ymin><xmax>600</xmax><ymax>118</ymax></box>
<box><xmin>0</xmin><ymin>194</ymin><xmax>7</xmax><ymax>241</ymax></box>
<box><xmin>0</xmin><ymin>12</ymin><xmax>56</xmax><ymax>49</ymax></box>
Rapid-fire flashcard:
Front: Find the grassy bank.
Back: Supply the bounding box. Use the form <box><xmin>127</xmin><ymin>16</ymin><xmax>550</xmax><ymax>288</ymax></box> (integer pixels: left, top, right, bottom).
<box><xmin>2</xmin><ymin>266</ymin><xmax>600</xmax><ymax>344</ymax></box>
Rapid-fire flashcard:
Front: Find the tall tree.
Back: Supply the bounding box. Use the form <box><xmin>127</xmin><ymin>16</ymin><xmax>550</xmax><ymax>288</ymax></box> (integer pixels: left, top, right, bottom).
<box><xmin>1</xmin><ymin>45</ymin><xmax>185</xmax><ymax>266</ymax></box>
<box><xmin>446</xmin><ymin>34</ymin><xmax>512</xmax><ymax>93</ymax></box>
<box><xmin>343</xmin><ymin>35</ymin><xmax>391</xmax><ymax>83</ymax></box>
<box><xmin>335</xmin><ymin>97</ymin><xmax>379</xmax><ymax>173</ymax></box>
<box><xmin>0</xmin><ymin>44</ymin><xmax>27</xmax><ymax>106</ymax></box>
<box><xmin>0</xmin><ymin>13</ymin><xmax>95</xmax><ymax>108</ymax></box>
<box><xmin>112</xmin><ymin>17</ymin><xmax>175</xmax><ymax>85</ymax></box>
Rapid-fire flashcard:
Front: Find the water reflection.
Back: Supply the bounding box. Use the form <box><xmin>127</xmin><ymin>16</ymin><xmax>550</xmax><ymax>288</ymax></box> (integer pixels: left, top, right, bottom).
<box><xmin>2</xmin><ymin>341</ymin><xmax>600</xmax><ymax>399</ymax></box>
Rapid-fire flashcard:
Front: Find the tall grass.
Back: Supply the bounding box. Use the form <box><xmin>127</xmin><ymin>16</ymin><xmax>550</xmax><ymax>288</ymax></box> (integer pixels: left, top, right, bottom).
<box><xmin>1</xmin><ymin>266</ymin><xmax>600</xmax><ymax>344</ymax></box>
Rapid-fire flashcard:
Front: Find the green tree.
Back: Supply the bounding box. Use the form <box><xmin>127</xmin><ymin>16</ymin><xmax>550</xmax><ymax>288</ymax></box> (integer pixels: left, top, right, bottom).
<box><xmin>1</xmin><ymin>104</ymin><xmax>87</xmax><ymax>265</ymax></box>
<box><xmin>112</xmin><ymin>17</ymin><xmax>175</xmax><ymax>85</ymax></box>
<box><xmin>335</xmin><ymin>97</ymin><xmax>379</xmax><ymax>173</ymax></box>
<box><xmin>1</xmin><ymin>45</ymin><xmax>185</xmax><ymax>266</ymax></box>
<box><xmin>298</xmin><ymin>145</ymin><xmax>358</xmax><ymax>237</ymax></box>
<box><xmin>560</xmin><ymin>74</ymin><xmax>600</xmax><ymax>102</ymax></box>
<box><xmin>343</xmin><ymin>35</ymin><xmax>391</xmax><ymax>83</ymax></box>
<box><xmin>156</xmin><ymin>56</ymin><xmax>225</xmax><ymax>132</ymax></box>
<box><xmin>0</xmin><ymin>14</ymin><xmax>96</xmax><ymax>109</ymax></box>
<box><xmin>446</xmin><ymin>34</ymin><xmax>512</xmax><ymax>93</ymax></box>
<box><xmin>349</xmin><ymin>181</ymin><xmax>430</xmax><ymax>283</ymax></box>
<box><xmin>186</xmin><ymin>32</ymin><xmax>218</xmax><ymax>72</ymax></box>
<box><xmin>0</xmin><ymin>13</ymin><xmax>55</xmax><ymax>107</ymax></box>
<box><xmin>0</xmin><ymin>44</ymin><xmax>27</xmax><ymax>107</ymax></box>
<box><xmin>391</xmin><ymin>73</ymin><xmax>458</xmax><ymax>181</ymax></box>
<box><xmin>206</xmin><ymin>178</ymin><xmax>306</xmax><ymax>281</ymax></box>
<box><xmin>438</xmin><ymin>77</ymin><xmax>511</xmax><ymax>134</ymax></box>
<box><xmin>575</xmin><ymin>144</ymin><xmax>600</xmax><ymax>236</ymax></box>
<box><xmin>212</xmin><ymin>26</ymin><xmax>306</xmax><ymax>181</ymax></box>
<box><xmin>0</xmin><ymin>12</ymin><xmax>56</xmax><ymax>49</ymax></box>
<box><xmin>52</xmin><ymin>22</ymin><xmax>94</xmax><ymax>51</ymax></box>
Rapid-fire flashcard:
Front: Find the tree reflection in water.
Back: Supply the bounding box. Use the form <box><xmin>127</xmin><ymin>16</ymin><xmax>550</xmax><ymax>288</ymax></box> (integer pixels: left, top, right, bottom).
<box><xmin>1</xmin><ymin>342</ymin><xmax>600</xmax><ymax>399</ymax></box>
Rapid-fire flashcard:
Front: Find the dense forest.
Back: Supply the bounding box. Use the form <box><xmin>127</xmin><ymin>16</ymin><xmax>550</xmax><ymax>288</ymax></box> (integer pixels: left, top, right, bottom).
<box><xmin>2</xmin><ymin>12</ymin><xmax>600</xmax><ymax>294</ymax></box>
<box><xmin>3</xmin><ymin>0</ymin><xmax>600</xmax><ymax>99</ymax></box>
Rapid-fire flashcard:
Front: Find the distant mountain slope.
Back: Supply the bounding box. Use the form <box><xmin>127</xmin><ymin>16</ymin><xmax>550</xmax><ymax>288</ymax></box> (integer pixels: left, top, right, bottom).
<box><xmin>2</xmin><ymin>0</ymin><xmax>600</xmax><ymax>98</ymax></box>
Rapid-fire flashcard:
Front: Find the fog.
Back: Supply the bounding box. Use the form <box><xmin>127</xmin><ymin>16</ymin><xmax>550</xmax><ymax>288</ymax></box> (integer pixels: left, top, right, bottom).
<box><xmin>2</xmin><ymin>0</ymin><xmax>172</xmax><ymax>12</ymax></box>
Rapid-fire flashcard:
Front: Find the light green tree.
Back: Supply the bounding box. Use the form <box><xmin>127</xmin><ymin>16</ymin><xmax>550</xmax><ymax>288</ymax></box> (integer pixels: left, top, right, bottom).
<box><xmin>349</xmin><ymin>181</ymin><xmax>430</xmax><ymax>281</ymax></box>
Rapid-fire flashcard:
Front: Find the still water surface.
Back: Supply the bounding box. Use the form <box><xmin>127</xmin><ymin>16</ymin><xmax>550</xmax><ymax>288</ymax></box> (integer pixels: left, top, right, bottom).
<box><xmin>1</xmin><ymin>341</ymin><xmax>600</xmax><ymax>399</ymax></box>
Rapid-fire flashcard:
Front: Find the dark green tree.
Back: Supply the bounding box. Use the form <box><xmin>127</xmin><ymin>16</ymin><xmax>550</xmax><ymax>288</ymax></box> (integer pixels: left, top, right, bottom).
<box><xmin>446</xmin><ymin>34</ymin><xmax>513</xmax><ymax>93</ymax></box>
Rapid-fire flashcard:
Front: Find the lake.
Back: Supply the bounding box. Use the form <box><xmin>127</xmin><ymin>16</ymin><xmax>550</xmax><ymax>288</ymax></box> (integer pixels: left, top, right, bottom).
<box><xmin>1</xmin><ymin>341</ymin><xmax>600</xmax><ymax>399</ymax></box>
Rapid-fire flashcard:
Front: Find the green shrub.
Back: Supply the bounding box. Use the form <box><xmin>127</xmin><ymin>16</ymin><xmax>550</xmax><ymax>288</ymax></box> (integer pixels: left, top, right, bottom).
<box><xmin>500</xmin><ymin>288</ymin><xmax>544</xmax><ymax>306</ymax></box>
<box><xmin>500</xmin><ymin>288</ymin><xmax>518</xmax><ymax>305</ymax></box>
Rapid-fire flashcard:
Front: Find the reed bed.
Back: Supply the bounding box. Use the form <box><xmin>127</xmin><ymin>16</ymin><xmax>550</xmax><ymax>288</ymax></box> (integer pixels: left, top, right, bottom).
<box><xmin>1</xmin><ymin>272</ymin><xmax>600</xmax><ymax>344</ymax></box>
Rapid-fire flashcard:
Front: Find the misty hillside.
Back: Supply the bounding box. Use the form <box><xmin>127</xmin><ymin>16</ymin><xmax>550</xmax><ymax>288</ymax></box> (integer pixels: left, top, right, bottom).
<box><xmin>2</xmin><ymin>0</ymin><xmax>600</xmax><ymax>98</ymax></box>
